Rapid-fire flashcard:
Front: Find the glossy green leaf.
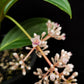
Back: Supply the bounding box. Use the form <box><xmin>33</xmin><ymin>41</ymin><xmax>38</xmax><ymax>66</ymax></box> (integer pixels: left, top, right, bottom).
<box><xmin>0</xmin><ymin>18</ymin><xmax>48</xmax><ymax>51</ymax></box>
<box><xmin>44</xmin><ymin>0</ymin><xmax>72</xmax><ymax>19</ymax></box>
<box><xmin>0</xmin><ymin>0</ymin><xmax>18</xmax><ymax>22</ymax></box>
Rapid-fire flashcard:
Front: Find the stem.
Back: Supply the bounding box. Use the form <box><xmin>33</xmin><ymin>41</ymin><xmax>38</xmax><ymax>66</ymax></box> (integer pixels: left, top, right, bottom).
<box><xmin>23</xmin><ymin>47</ymin><xmax>35</xmax><ymax>61</ymax></box>
<box><xmin>42</xmin><ymin>34</ymin><xmax>51</xmax><ymax>41</ymax></box>
<box><xmin>5</xmin><ymin>15</ymin><xmax>31</xmax><ymax>40</ymax></box>
<box><xmin>37</xmin><ymin>46</ymin><xmax>52</xmax><ymax>66</ymax></box>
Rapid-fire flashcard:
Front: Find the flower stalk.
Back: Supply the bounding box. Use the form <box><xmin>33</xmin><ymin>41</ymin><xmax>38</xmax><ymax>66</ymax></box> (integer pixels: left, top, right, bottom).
<box><xmin>37</xmin><ymin>46</ymin><xmax>52</xmax><ymax>66</ymax></box>
<box><xmin>42</xmin><ymin>34</ymin><xmax>51</xmax><ymax>41</ymax></box>
<box><xmin>23</xmin><ymin>47</ymin><xmax>36</xmax><ymax>61</ymax></box>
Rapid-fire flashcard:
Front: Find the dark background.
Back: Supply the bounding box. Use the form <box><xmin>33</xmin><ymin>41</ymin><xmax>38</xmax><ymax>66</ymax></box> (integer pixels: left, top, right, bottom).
<box><xmin>0</xmin><ymin>0</ymin><xmax>84</xmax><ymax>84</ymax></box>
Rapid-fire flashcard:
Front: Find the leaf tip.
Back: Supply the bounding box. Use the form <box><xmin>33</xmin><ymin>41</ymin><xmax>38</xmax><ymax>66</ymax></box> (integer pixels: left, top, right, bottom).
<box><xmin>70</xmin><ymin>15</ymin><xmax>72</xmax><ymax>19</ymax></box>
<box><xmin>69</xmin><ymin>10</ymin><xmax>72</xmax><ymax>19</ymax></box>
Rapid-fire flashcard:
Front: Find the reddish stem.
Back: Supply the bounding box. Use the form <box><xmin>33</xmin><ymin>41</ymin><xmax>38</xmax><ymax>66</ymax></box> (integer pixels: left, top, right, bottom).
<box><xmin>42</xmin><ymin>34</ymin><xmax>51</xmax><ymax>41</ymax></box>
<box><xmin>23</xmin><ymin>47</ymin><xmax>36</xmax><ymax>61</ymax></box>
<box><xmin>37</xmin><ymin>46</ymin><xmax>52</xmax><ymax>66</ymax></box>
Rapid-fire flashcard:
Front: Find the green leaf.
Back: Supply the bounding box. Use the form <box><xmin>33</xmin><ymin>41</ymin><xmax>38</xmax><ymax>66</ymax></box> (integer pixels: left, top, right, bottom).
<box><xmin>0</xmin><ymin>0</ymin><xmax>18</xmax><ymax>22</ymax></box>
<box><xmin>0</xmin><ymin>18</ymin><xmax>48</xmax><ymax>51</ymax></box>
<box><xmin>44</xmin><ymin>0</ymin><xmax>72</xmax><ymax>19</ymax></box>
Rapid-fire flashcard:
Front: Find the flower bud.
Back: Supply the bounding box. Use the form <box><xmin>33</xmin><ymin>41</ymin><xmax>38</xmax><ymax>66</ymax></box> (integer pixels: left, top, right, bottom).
<box><xmin>50</xmin><ymin>73</ymin><xmax>56</xmax><ymax>81</ymax></box>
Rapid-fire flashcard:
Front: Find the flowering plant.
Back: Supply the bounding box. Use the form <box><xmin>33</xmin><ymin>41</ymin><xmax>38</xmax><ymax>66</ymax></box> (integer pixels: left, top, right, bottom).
<box><xmin>0</xmin><ymin>0</ymin><xmax>78</xmax><ymax>84</ymax></box>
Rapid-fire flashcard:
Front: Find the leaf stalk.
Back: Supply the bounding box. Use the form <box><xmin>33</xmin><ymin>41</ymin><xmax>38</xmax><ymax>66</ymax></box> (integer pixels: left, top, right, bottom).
<box><xmin>5</xmin><ymin>15</ymin><xmax>31</xmax><ymax>40</ymax></box>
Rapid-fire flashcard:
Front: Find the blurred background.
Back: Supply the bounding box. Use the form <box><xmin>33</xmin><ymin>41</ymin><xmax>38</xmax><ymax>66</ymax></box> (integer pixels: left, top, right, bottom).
<box><xmin>0</xmin><ymin>0</ymin><xmax>84</xmax><ymax>84</ymax></box>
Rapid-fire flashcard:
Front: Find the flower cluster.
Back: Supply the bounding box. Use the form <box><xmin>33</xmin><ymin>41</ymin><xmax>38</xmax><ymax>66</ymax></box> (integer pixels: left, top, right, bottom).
<box><xmin>26</xmin><ymin>32</ymin><xmax>50</xmax><ymax>58</ymax></box>
<box><xmin>46</xmin><ymin>20</ymin><xmax>66</xmax><ymax>40</ymax></box>
<box><xmin>51</xmin><ymin>49</ymin><xmax>72</xmax><ymax>66</ymax></box>
<box><xmin>9</xmin><ymin>53</ymin><xmax>31</xmax><ymax>75</ymax></box>
<box><xmin>33</xmin><ymin>49</ymin><xmax>78</xmax><ymax>84</ymax></box>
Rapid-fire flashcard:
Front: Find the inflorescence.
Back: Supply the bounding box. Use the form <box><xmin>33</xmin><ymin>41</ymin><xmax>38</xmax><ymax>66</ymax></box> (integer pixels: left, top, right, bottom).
<box><xmin>0</xmin><ymin>20</ymin><xmax>78</xmax><ymax>83</ymax></box>
<box><xmin>9</xmin><ymin>53</ymin><xmax>31</xmax><ymax>75</ymax></box>
<box><xmin>33</xmin><ymin>49</ymin><xmax>78</xmax><ymax>84</ymax></box>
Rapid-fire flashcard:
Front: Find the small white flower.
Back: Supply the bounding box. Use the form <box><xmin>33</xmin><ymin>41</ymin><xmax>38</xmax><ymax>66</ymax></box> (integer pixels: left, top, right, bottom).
<box><xmin>62</xmin><ymin>57</ymin><xmax>69</xmax><ymax>64</ymax></box>
<box><xmin>21</xmin><ymin>65</ymin><xmax>25</xmax><ymax>69</ymax></box>
<box><xmin>72</xmin><ymin>72</ymin><xmax>78</xmax><ymax>77</ymax></box>
<box><xmin>54</xmin><ymin>68</ymin><xmax>58</xmax><ymax>72</ymax></box>
<box><xmin>72</xmin><ymin>79</ymin><xmax>77</xmax><ymax>82</ymax></box>
<box><xmin>50</xmin><ymin>73</ymin><xmax>56</xmax><ymax>81</ymax></box>
<box><xmin>13</xmin><ymin>53</ymin><xmax>18</xmax><ymax>56</ymax></box>
<box><xmin>19</xmin><ymin>60</ymin><xmax>23</xmax><ymax>64</ymax></box>
<box><xmin>68</xmin><ymin>64</ymin><xmax>74</xmax><ymax>69</ymax></box>
<box><xmin>28</xmin><ymin>66</ymin><xmax>31</xmax><ymax>70</ymax></box>
<box><xmin>41</xmin><ymin>32</ymin><xmax>46</xmax><ymax>38</ymax></box>
<box><xmin>60</xmin><ymin>50</ymin><xmax>72</xmax><ymax>64</ymax></box>
<box><xmin>44</xmin><ymin>67</ymin><xmax>48</xmax><ymax>71</ymax></box>
<box><xmin>22</xmin><ymin>68</ymin><xmax>26</xmax><ymax>76</ymax></box>
<box><xmin>44</xmin><ymin>76</ymin><xmax>48</xmax><ymax>80</ymax></box>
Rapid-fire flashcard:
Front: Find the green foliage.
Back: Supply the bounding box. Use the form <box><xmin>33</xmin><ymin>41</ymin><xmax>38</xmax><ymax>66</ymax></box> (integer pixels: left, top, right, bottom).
<box><xmin>44</xmin><ymin>0</ymin><xmax>72</xmax><ymax>19</ymax></box>
<box><xmin>0</xmin><ymin>0</ymin><xmax>18</xmax><ymax>22</ymax></box>
<box><xmin>0</xmin><ymin>18</ymin><xmax>48</xmax><ymax>51</ymax></box>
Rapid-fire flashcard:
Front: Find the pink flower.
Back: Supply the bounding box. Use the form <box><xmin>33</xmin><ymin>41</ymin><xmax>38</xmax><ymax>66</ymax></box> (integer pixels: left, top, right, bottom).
<box><xmin>26</xmin><ymin>33</ymin><xmax>50</xmax><ymax>58</ymax></box>
<box><xmin>31</xmin><ymin>33</ymin><xmax>41</xmax><ymax>47</ymax></box>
